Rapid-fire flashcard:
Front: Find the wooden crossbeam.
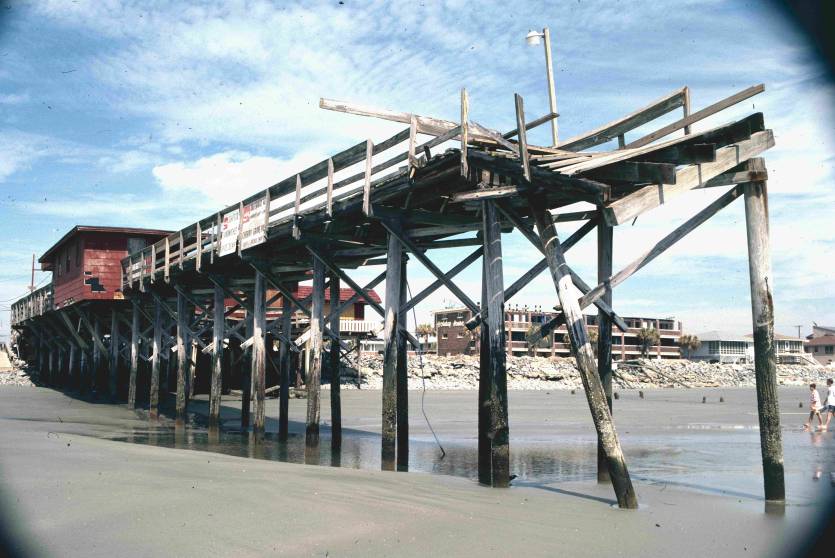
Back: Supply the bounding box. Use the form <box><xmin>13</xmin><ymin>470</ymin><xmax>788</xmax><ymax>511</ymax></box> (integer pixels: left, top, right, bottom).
<box><xmin>465</xmin><ymin>218</ymin><xmax>598</xmax><ymax>331</ymax></box>
<box><xmin>57</xmin><ymin>310</ymin><xmax>90</xmax><ymax>351</ymax></box>
<box><xmin>603</xmin><ymin>130</ymin><xmax>773</xmax><ymax>225</ymax></box>
<box><xmin>401</xmin><ymin>247</ymin><xmax>483</xmax><ymax>315</ymax></box>
<box><xmin>71</xmin><ymin>306</ymin><xmax>109</xmax><ymax>356</ymax></box>
<box><xmin>496</xmin><ymin>202</ymin><xmax>628</xmax><ymax>332</ymax></box>
<box><xmin>307</xmin><ymin>245</ymin><xmax>420</xmax><ymax>349</ymax></box>
<box><xmin>379</xmin><ymin>218</ymin><xmax>481</xmax><ymax>317</ymax></box>
<box><xmin>702</xmin><ymin>157</ymin><xmax>767</xmax><ymax>188</ymax></box>
<box><xmin>582</xmin><ymin>161</ymin><xmax>677</xmax><ymax>184</ymax></box>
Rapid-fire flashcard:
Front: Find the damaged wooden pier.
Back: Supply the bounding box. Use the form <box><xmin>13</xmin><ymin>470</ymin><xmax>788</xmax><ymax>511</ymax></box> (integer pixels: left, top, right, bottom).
<box><xmin>10</xmin><ymin>82</ymin><xmax>783</xmax><ymax>507</ymax></box>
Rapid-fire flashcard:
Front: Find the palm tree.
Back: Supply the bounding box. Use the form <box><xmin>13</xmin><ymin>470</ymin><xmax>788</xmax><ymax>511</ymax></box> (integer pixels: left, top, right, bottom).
<box><xmin>637</xmin><ymin>327</ymin><xmax>660</xmax><ymax>358</ymax></box>
<box><xmin>679</xmin><ymin>334</ymin><xmax>701</xmax><ymax>360</ymax></box>
<box><xmin>588</xmin><ymin>328</ymin><xmax>599</xmax><ymax>357</ymax></box>
<box><xmin>415</xmin><ymin>323</ymin><xmax>434</xmax><ymax>353</ymax></box>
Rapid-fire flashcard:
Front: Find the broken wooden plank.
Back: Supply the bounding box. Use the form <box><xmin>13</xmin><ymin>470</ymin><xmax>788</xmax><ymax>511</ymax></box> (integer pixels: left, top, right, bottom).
<box><xmin>603</xmin><ymin>130</ymin><xmax>774</xmax><ymax>225</ymax></box>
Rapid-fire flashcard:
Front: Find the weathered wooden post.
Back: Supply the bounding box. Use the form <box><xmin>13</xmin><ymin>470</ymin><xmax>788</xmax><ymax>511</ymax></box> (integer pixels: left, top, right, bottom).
<box><xmin>743</xmin><ymin>175</ymin><xmax>785</xmax><ymax>503</ymax></box>
<box><xmin>56</xmin><ymin>346</ymin><xmax>63</xmax><ymax>387</ymax></box>
<box><xmin>209</xmin><ymin>284</ymin><xmax>225</xmax><ymax>426</ymax></box>
<box><xmin>92</xmin><ymin>317</ymin><xmax>102</xmax><ymax>393</ymax></box>
<box><xmin>396</xmin><ymin>253</ymin><xmax>409</xmax><ymax>471</ymax></box>
<box><xmin>306</xmin><ymin>257</ymin><xmax>326</xmax><ymax>449</ymax></box>
<box><xmin>175</xmin><ymin>291</ymin><xmax>189</xmax><ymax>419</ymax></box>
<box><xmin>483</xmin><ymin>199</ymin><xmax>509</xmax><ymax>487</ymax></box>
<box><xmin>329</xmin><ymin>272</ymin><xmax>342</xmax><ymax>451</ymax></box>
<box><xmin>241</xmin><ymin>310</ymin><xmax>253</xmax><ymax>429</ymax></box>
<box><xmin>529</xmin><ymin>200</ymin><xmax>638</xmax><ymax>509</ymax></box>
<box><xmin>597</xmin><ymin>219</ymin><xmax>614</xmax><ymax>483</ymax></box>
<box><xmin>381</xmin><ymin>233</ymin><xmax>402</xmax><ymax>470</ymax></box>
<box><xmin>478</xmin><ymin>264</ymin><xmax>492</xmax><ymax>485</ymax></box>
<box><xmin>149</xmin><ymin>297</ymin><xmax>162</xmax><ymax>419</ymax></box>
<box><xmin>68</xmin><ymin>343</ymin><xmax>77</xmax><ymax>390</ymax></box>
<box><xmin>251</xmin><ymin>271</ymin><xmax>267</xmax><ymax>436</ymax></box>
<box><xmin>278</xmin><ymin>298</ymin><xmax>293</xmax><ymax>441</ymax></box>
<box><xmin>80</xmin><ymin>348</ymin><xmax>89</xmax><ymax>393</ymax></box>
<box><xmin>109</xmin><ymin>308</ymin><xmax>120</xmax><ymax>398</ymax></box>
<box><xmin>128</xmin><ymin>300</ymin><xmax>140</xmax><ymax>409</ymax></box>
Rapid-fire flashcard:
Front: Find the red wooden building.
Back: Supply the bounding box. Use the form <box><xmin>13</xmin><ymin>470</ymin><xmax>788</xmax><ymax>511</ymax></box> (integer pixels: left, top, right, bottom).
<box><xmin>39</xmin><ymin>226</ymin><xmax>171</xmax><ymax>309</ymax></box>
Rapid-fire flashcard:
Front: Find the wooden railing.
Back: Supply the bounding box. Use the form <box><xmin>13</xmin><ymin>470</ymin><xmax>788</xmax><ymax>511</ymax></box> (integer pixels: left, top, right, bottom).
<box><xmin>120</xmin><ymin>118</ymin><xmax>473</xmax><ymax>291</ymax></box>
<box><xmin>10</xmin><ymin>283</ymin><xmax>54</xmax><ymax>326</ymax></box>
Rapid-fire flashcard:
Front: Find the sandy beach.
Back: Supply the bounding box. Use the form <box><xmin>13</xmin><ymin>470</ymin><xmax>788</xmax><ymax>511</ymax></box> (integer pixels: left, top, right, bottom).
<box><xmin>0</xmin><ymin>385</ymin><xmax>833</xmax><ymax>557</ymax></box>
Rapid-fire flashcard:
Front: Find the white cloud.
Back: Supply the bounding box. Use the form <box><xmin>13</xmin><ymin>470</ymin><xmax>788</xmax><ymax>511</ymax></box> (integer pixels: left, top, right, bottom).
<box><xmin>152</xmin><ymin>149</ymin><xmax>324</xmax><ymax>206</ymax></box>
<box><xmin>0</xmin><ymin>93</ymin><xmax>30</xmax><ymax>105</ymax></box>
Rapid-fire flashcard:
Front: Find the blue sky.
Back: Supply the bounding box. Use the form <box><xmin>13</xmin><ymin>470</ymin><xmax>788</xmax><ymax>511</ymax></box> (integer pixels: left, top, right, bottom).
<box><xmin>1</xmin><ymin>0</ymin><xmax>833</xmax><ymax>340</ymax></box>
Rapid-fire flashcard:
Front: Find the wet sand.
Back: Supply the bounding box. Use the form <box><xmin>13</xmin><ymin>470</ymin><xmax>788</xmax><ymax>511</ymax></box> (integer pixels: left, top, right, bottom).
<box><xmin>0</xmin><ymin>386</ymin><xmax>832</xmax><ymax>557</ymax></box>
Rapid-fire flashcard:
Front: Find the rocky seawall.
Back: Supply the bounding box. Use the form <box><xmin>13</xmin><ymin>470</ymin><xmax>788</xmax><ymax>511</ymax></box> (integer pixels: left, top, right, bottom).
<box><xmin>343</xmin><ymin>354</ymin><xmax>835</xmax><ymax>390</ymax></box>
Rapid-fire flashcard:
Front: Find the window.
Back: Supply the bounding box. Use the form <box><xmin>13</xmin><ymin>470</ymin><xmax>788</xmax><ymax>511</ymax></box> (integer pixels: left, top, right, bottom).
<box><xmin>442</xmin><ymin>332</ymin><xmax>448</xmax><ymax>339</ymax></box>
<box><xmin>65</xmin><ymin>248</ymin><xmax>71</xmax><ymax>272</ymax></box>
<box><xmin>814</xmin><ymin>347</ymin><xmax>819</xmax><ymax>353</ymax></box>
<box><xmin>826</xmin><ymin>346</ymin><xmax>834</xmax><ymax>355</ymax></box>
<box><xmin>457</xmin><ymin>331</ymin><xmax>464</xmax><ymax>338</ymax></box>
<box><xmin>75</xmin><ymin>241</ymin><xmax>81</xmax><ymax>266</ymax></box>
<box><xmin>707</xmin><ymin>341</ymin><xmax>719</xmax><ymax>354</ymax></box>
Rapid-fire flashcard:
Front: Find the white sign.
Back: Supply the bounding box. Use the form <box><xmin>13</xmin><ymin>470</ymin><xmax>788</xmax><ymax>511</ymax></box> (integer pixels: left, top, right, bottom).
<box><xmin>218</xmin><ymin>209</ymin><xmax>240</xmax><ymax>257</ymax></box>
<box><xmin>240</xmin><ymin>195</ymin><xmax>268</xmax><ymax>250</ymax></box>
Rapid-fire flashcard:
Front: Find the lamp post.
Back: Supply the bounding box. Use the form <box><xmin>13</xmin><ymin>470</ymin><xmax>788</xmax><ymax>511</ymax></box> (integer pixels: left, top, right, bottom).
<box><xmin>526</xmin><ymin>28</ymin><xmax>559</xmax><ymax>146</ymax></box>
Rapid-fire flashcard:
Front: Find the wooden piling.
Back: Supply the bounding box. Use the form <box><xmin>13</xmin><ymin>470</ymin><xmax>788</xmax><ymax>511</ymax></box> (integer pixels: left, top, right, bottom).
<box><xmin>241</xmin><ymin>311</ymin><xmax>253</xmax><ymax>429</ymax></box>
<box><xmin>483</xmin><ymin>200</ymin><xmax>510</xmax><ymax>487</ymax></box>
<box><xmin>128</xmin><ymin>300</ymin><xmax>140</xmax><ymax>409</ymax></box>
<box><xmin>278</xmin><ymin>299</ymin><xmax>293</xmax><ymax>441</ymax></box>
<box><xmin>329</xmin><ymin>272</ymin><xmax>342</xmax><ymax>451</ymax></box>
<box><xmin>597</xmin><ymin>220</ymin><xmax>614</xmax><ymax>483</ymax></box>
<box><xmin>109</xmin><ymin>308</ymin><xmax>119</xmax><ymax>398</ymax></box>
<box><xmin>381</xmin><ymin>233</ymin><xmax>402</xmax><ymax>470</ymax></box>
<box><xmin>396</xmin><ymin>253</ymin><xmax>409</xmax><ymax>471</ymax></box>
<box><xmin>478</xmin><ymin>263</ymin><xmax>492</xmax><ymax>485</ymax></box>
<box><xmin>209</xmin><ymin>284</ymin><xmax>224</xmax><ymax>426</ymax></box>
<box><xmin>744</xmin><ymin>178</ymin><xmax>785</xmax><ymax>503</ymax></box>
<box><xmin>68</xmin><ymin>343</ymin><xmax>77</xmax><ymax>390</ymax></box>
<box><xmin>92</xmin><ymin>318</ymin><xmax>102</xmax><ymax>393</ymax></box>
<box><xmin>306</xmin><ymin>257</ymin><xmax>326</xmax><ymax>448</ymax></box>
<box><xmin>530</xmin><ymin>200</ymin><xmax>638</xmax><ymax>509</ymax></box>
<box><xmin>150</xmin><ymin>298</ymin><xmax>162</xmax><ymax>419</ymax></box>
<box><xmin>252</xmin><ymin>271</ymin><xmax>267</xmax><ymax>435</ymax></box>
<box><xmin>175</xmin><ymin>290</ymin><xmax>189</xmax><ymax>419</ymax></box>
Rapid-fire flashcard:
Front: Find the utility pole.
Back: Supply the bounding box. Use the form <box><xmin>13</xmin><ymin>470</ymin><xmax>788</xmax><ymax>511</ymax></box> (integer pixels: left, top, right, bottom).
<box><xmin>795</xmin><ymin>325</ymin><xmax>803</xmax><ymax>339</ymax></box>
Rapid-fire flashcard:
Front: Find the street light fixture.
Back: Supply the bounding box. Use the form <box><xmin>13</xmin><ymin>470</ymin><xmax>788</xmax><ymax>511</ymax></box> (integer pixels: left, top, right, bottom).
<box><xmin>526</xmin><ymin>27</ymin><xmax>559</xmax><ymax>146</ymax></box>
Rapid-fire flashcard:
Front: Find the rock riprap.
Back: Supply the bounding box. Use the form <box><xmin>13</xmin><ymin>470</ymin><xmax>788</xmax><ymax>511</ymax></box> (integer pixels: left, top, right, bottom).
<box><xmin>338</xmin><ymin>354</ymin><xmax>835</xmax><ymax>390</ymax></box>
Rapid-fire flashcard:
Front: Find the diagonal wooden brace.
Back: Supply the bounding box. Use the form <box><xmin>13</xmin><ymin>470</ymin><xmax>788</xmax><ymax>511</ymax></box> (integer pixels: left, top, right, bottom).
<box><xmin>378</xmin><ymin>217</ymin><xmax>481</xmax><ymax>317</ymax></box>
<box><xmin>494</xmin><ymin>201</ymin><xmax>628</xmax><ymax>332</ymax></box>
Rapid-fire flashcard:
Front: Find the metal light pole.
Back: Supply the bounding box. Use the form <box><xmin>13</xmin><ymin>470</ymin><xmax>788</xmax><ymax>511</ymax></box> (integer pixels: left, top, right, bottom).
<box><xmin>526</xmin><ymin>27</ymin><xmax>559</xmax><ymax>146</ymax></box>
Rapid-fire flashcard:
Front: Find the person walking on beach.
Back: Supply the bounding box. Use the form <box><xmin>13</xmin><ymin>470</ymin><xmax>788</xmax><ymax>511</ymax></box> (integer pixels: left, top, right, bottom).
<box><xmin>821</xmin><ymin>378</ymin><xmax>835</xmax><ymax>432</ymax></box>
<box><xmin>804</xmin><ymin>383</ymin><xmax>823</xmax><ymax>432</ymax></box>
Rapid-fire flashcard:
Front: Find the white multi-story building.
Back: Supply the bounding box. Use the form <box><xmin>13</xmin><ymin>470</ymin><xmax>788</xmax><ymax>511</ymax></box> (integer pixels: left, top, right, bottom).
<box><xmin>690</xmin><ymin>330</ymin><xmax>806</xmax><ymax>364</ymax></box>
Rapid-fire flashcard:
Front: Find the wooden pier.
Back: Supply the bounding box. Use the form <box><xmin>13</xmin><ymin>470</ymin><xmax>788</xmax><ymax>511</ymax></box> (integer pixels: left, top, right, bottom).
<box><xmin>10</xmin><ymin>82</ymin><xmax>784</xmax><ymax>506</ymax></box>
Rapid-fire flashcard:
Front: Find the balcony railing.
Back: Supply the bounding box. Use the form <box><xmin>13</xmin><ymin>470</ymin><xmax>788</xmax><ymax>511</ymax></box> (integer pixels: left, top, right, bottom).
<box><xmin>10</xmin><ymin>283</ymin><xmax>54</xmax><ymax>326</ymax></box>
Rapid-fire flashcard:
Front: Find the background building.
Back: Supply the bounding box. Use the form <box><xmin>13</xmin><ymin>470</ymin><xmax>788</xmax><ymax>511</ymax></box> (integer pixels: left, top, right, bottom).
<box><xmin>805</xmin><ymin>324</ymin><xmax>835</xmax><ymax>366</ymax></box>
<box><xmin>690</xmin><ymin>330</ymin><xmax>807</xmax><ymax>364</ymax></box>
<box><xmin>433</xmin><ymin>305</ymin><xmax>682</xmax><ymax>360</ymax></box>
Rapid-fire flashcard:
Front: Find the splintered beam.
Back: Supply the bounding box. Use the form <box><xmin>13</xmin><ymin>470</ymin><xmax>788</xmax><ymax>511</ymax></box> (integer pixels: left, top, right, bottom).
<box><xmin>603</xmin><ymin>130</ymin><xmax>773</xmax><ymax>225</ymax></box>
